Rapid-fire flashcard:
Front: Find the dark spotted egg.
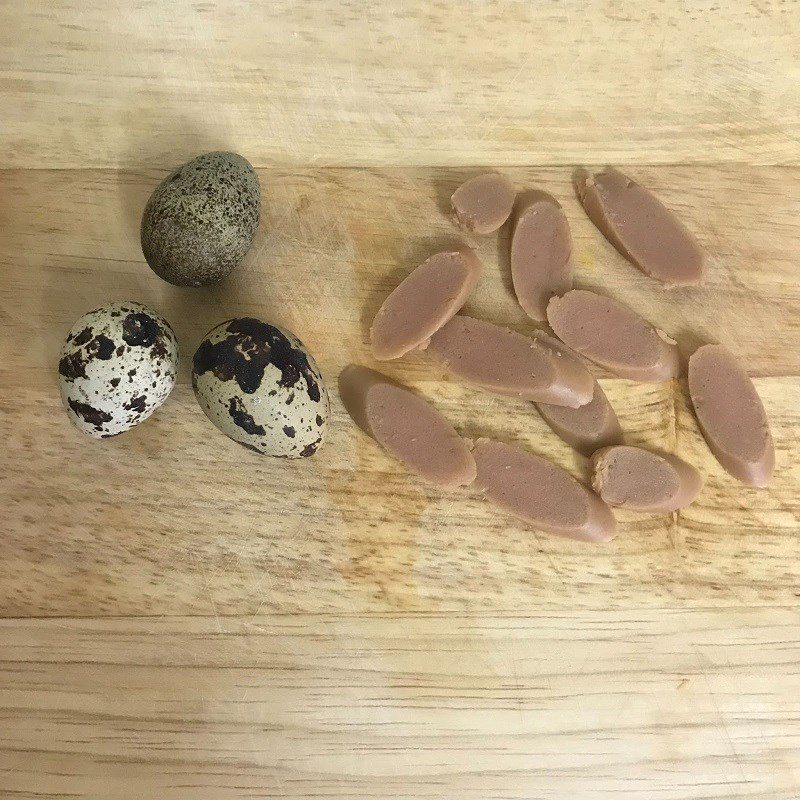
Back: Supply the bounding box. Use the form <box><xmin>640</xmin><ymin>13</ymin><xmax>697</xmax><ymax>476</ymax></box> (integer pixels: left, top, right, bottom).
<box><xmin>191</xmin><ymin>318</ymin><xmax>329</xmax><ymax>457</ymax></box>
<box><xmin>140</xmin><ymin>152</ymin><xmax>260</xmax><ymax>287</ymax></box>
<box><xmin>58</xmin><ymin>302</ymin><xmax>178</xmax><ymax>438</ymax></box>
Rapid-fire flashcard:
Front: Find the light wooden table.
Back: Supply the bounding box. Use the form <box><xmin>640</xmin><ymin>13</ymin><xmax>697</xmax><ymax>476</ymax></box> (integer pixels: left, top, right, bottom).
<box><xmin>1</xmin><ymin>2</ymin><xmax>799</xmax><ymax>798</ymax></box>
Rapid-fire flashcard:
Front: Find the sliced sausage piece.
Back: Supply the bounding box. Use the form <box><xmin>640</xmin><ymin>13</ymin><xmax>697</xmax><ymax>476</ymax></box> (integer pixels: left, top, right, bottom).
<box><xmin>427</xmin><ymin>316</ymin><xmax>594</xmax><ymax>407</ymax></box>
<box><xmin>574</xmin><ymin>167</ymin><xmax>704</xmax><ymax>287</ymax></box>
<box><xmin>451</xmin><ymin>173</ymin><xmax>516</xmax><ymax>234</ymax></box>
<box><xmin>536</xmin><ymin>379</ymin><xmax>622</xmax><ymax>456</ymax></box>
<box><xmin>338</xmin><ymin>365</ymin><xmax>476</xmax><ymax>488</ymax></box>
<box><xmin>546</xmin><ymin>290</ymin><xmax>680</xmax><ymax>382</ymax></box>
<box><xmin>590</xmin><ymin>445</ymin><xmax>703</xmax><ymax>511</ymax></box>
<box><xmin>473</xmin><ymin>439</ymin><xmax>616</xmax><ymax>542</ymax></box>
<box><xmin>371</xmin><ymin>248</ymin><xmax>482</xmax><ymax>361</ymax></box>
<box><xmin>510</xmin><ymin>190</ymin><xmax>572</xmax><ymax>321</ymax></box>
<box><xmin>688</xmin><ymin>345</ymin><xmax>774</xmax><ymax>487</ymax></box>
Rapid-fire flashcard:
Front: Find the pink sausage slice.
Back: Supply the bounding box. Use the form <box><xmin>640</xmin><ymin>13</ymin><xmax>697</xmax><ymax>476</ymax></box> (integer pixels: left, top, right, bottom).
<box><xmin>574</xmin><ymin>167</ymin><xmax>704</xmax><ymax>287</ymax></box>
<box><xmin>547</xmin><ymin>290</ymin><xmax>680</xmax><ymax>382</ymax></box>
<box><xmin>451</xmin><ymin>173</ymin><xmax>516</xmax><ymax>234</ymax></box>
<box><xmin>428</xmin><ymin>316</ymin><xmax>594</xmax><ymax>407</ymax></box>
<box><xmin>371</xmin><ymin>248</ymin><xmax>482</xmax><ymax>361</ymax></box>
<box><xmin>536</xmin><ymin>379</ymin><xmax>622</xmax><ymax>456</ymax></box>
<box><xmin>338</xmin><ymin>365</ymin><xmax>476</xmax><ymax>488</ymax></box>
<box><xmin>688</xmin><ymin>345</ymin><xmax>774</xmax><ymax>487</ymax></box>
<box><xmin>510</xmin><ymin>190</ymin><xmax>572</xmax><ymax>321</ymax></box>
<box><xmin>473</xmin><ymin>439</ymin><xmax>616</xmax><ymax>542</ymax></box>
<box><xmin>590</xmin><ymin>445</ymin><xmax>703</xmax><ymax>511</ymax></box>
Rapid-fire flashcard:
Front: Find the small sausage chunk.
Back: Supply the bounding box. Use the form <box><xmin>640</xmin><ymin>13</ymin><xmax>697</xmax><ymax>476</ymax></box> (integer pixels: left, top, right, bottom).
<box><xmin>510</xmin><ymin>190</ymin><xmax>572</xmax><ymax>321</ymax></box>
<box><xmin>574</xmin><ymin>166</ymin><xmax>704</xmax><ymax>287</ymax></box>
<box><xmin>473</xmin><ymin>439</ymin><xmax>616</xmax><ymax>542</ymax></box>
<box><xmin>371</xmin><ymin>248</ymin><xmax>482</xmax><ymax>361</ymax></box>
<box><xmin>451</xmin><ymin>173</ymin><xmax>516</xmax><ymax>234</ymax></box>
<box><xmin>688</xmin><ymin>344</ymin><xmax>774</xmax><ymax>487</ymax></box>
<box><xmin>339</xmin><ymin>365</ymin><xmax>476</xmax><ymax>488</ymax></box>
<box><xmin>536</xmin><ymin>379</ymin><xmax>622</xmax><ymax>456</ymax></box>
<box><xmin>590</xmin><ymin>445</ymin><xmax>703</xmax><ymax>511</ymax></box>
<box><xmin>547</xmin><ymin>290</ymin><xmax>680</xmax><ymax>382</ymax></box>
<box><xmin>428</xmin><ymin>316</ymin><xmax>594</xmax><ymax>407</ymax></box>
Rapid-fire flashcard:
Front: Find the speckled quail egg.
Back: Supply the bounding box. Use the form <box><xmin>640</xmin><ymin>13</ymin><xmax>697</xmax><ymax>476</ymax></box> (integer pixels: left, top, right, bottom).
<box><xmin>192</xmin><ymin>318</ymin><xmax>329</xmax><ymax>457</ymax></box>
<box><xmin>58</xmin><ymin>302</ymin><xmax>178</xmax><ymax>438</ymax></box>
<box><xmin>140</xmin><ymin>151</ymin><xmax>260</xmax><ymax>287</ymax></box>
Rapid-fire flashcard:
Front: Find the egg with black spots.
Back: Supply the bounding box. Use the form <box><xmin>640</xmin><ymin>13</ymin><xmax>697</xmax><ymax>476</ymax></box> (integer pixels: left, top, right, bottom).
<box><xmin>192</xmin><ymin>318</ymin><xmax>329</xmax><ymax>457</ymax></box>
<box><xmin>58</xmin><ymin>302</ymin><xmax>178</xmax><ymax>438</ymax></box>
<box><xmin>141</xmin><ymin>151</ymin><xmax>260</xmax><ymax>287</ymax></box>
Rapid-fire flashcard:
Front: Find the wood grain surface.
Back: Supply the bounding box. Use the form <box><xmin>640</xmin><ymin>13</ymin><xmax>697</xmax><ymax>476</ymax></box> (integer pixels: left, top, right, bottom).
<box><xmin>2</xmin><ymin>610</ymin><xmax>799</xmax><ymax>800</ymax></box>
<box><xmin>2</xmin><ymin>1</ymin><xmax>800</xmax><ymax>798</ymax></box>
<box><xmin>2</xmin><ymin>1</ymin><xmax>799</xmax><ymax>169</ymax></box>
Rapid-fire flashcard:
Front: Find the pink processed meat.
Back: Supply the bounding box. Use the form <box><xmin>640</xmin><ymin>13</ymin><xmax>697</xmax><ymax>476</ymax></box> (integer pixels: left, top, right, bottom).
<box><xmin>547</xmin><ymin>290</ymin><xmax>680</xmax><ymax>382</ymax></box>
<box><xmin>338</xmin><ymin>365</ymin><xmax>476</xmax><ymax>488</ymax></box>
<box><xmin>428</xmin><ymin>316</ymin><xmax>594</xmax><ymax>407</ymax></box>
<box><xmin>510</xmin><ymin>190</ymin><xmax>572</xmax><ymax>321</ymax></box>
<box><xmin>371</xmin><ymin>248</ymin><xmax>482</xmax><ymax>361</ymax></box>
<box><xmin>472</xmin><ymin>439</ymin><xmax>616</xmax><ymax>542</ymax></box>
<box><xmin>590</xmin><ymin>446</ymin><xmax>703</xmax><ymax>511</ymax></box>
<box><xmin>536</xmin><ymin>379</ymin><xmax>622</xmax><ymax>456</ymax></box>
<box><xmin>688</xmin><ymin>345</ymin><xmax>774</xmax><ymax>487</ymax></box>
<box><xmin>451</xmin><ymin>173</ymin><xmax>516</xmax><ymax>234</ymax></box>
<box><xmin>574</xmin><ymin>167</ymin><xmax>704</xmax><ymax>287</ymax></box>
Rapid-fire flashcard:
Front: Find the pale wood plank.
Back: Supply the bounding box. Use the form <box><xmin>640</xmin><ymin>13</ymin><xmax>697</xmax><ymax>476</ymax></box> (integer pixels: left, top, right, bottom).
<box><xmin>2</xmin><ymin>376</ymin><xmax>797</xmax><ymax>617</ymax></box>
<box><xmin>3</xmin><ymin>2</ymin><xmax>800</xmax><ymax>797</ymax></box>
<box><xmin>1</xmin><ymin>165</ymin><xmax>799</xmax><ymax>617</ymax></box>
<box><xmin>1</xmin><ymin>2</ymin><xmax>798</xmax><ymax>168</ymax></box>
<box><xmin>1</xmin><ymin>611</ymin><xmax>798</xmax><ymax>800</ymax></box>
<box><xmin>1</xmin><ymin>165</ymin><xmax>798</xmax><ymax>379</ymax></box>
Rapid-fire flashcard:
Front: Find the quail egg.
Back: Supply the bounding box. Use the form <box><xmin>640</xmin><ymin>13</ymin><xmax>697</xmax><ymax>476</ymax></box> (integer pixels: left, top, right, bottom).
<box><xmin>192</xmin><ymin>318</ymin><xmax>329</xmax><ymax>457</ymax></box>
<box><xmin>140</xmin><ymin>151</ymin><xmax>260</xmax><ymax>287</ymax></box>
<box><xmin>58</xmin><ymin>302</ymin><xmax>178</xmax><ymax>438</ymax></box>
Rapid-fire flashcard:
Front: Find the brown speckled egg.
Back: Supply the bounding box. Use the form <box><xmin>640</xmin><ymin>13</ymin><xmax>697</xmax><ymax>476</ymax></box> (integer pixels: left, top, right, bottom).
<box><xmin>58</xmin><ymin>302</ymin><xmax>178</xmax><ymax>438</ymax></box>
<box><xmin>140</xmin><ymin>151</ymin><xmax>260</xmax><ymax>286</ymax></box>
<box><xmin>192</xmin><ymin>318</ymin><xmax>329</xmax><ymax>457</ymax></box>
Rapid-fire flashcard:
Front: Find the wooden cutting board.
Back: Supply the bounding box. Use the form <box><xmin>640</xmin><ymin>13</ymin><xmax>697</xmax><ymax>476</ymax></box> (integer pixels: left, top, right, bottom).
<box><xmin>1</xmin><ymin>2</ymin><xmax>799</xmax><ymax>798</ymax></box>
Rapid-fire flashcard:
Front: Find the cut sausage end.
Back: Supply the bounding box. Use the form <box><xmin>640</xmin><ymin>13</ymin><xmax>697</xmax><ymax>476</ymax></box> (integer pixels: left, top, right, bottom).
<box><xmin>574</xmin><ymin>166</ymin><xmax>704</xmax><ymax>287</ymax></box>
<box><xmin>370</xmin><ymin>248</ymin><xmax>482</xmax><ymax>361</ymax></box>
<box><xmin>590</xmin><ymin>445</ymin><xmax>703</xmax><ymax>512</ymax></box>
<box><xmin>687</xmin><ymin>344</ymin><xmax>774</xmax><ymax>487</ymax></box>
<box><xmin>473</xmin><ymin>439</ymin><xmax>616</xmax><ymax>543</ymax></box>
<box><xmin>510</xmin><ymin>190</ymin><xmax>573</xmax><ymax>322</ymax></box>
<box><xmin>451</xmin><ymin>173</ymin><xmax>516</xmax><ymax>235</ymax></box>
<box><xmin>339</xmin><ymin>365</ymin><xmax>476</xmax><ymax>488</ymax></box>
<box><xmin>546</xmin><ymin>290</ymin><xmax>680</xmax><ymax>383</ymax></box>
<box><xmin>428</xmin><ymin>316</ymin><xmax>594</xmax><ymax>407</ymax></box>
<box><xmin>536</xmin><ymin>379</ymin><xmax>622</xmax><ymax>456</ymax></box>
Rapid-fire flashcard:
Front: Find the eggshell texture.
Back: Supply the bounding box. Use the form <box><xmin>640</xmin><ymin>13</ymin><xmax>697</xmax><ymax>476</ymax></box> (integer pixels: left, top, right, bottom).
<box><xmin>58</xmin><ymin>302</ymin><xmax>178</xmax><ymax>438</ymax></box>
<box><xmin>141</xmin><ymin>151</ymin><xmax>260</xmax><ymax>286</ymax></box>
<box><xmin>192</xmin><ymin>318</ymin><xmax>329</xmax><ymax>457</ymax></box>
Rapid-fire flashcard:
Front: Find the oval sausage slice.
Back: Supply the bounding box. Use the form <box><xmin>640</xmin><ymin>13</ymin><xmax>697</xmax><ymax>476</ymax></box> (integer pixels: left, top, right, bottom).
<box><xmin>547</xmin><ymin>290</ymin><xmax>680</xmax><ymax>382</ymax></box>
<box><xmin>371</xmin><ymin>248</ymin><xmax>482</xmax><ymax>361</ymax></box>
<box><xmin>688</xmin><ymin>345</ymin><xmax>774</xmax><ymax>487</ymax></box>
<box><xmin>590</xmin><ymin>445</ymin><xmax>703</xmax><ymax>511</ymax></box>
<box><xmin>473</xmin><ymin>439</ymin><xmax>616</xmax><ymax>542</ymax></box>
<box><xmin>510</xmin><ymin>190</ymin><xmax>572</xmax><ymax>321</ymax></box>
<box><xmin>574</xmin><ymin>167</ymin><xmax>704</xmax><ymax>287</ymax></box>
<box><xmin>451</xmin><ymin>173</ymin><xmax>516</xmax><ymax>234</ymax></box>
<box><xmin>338</xmin><ymin>365</ymin><xmax>476</xmax><ymax>488</ymax></box>
<box><xmin>536</xmin><ymin>379</ymin><xmax>622</xmax><ymax>456</ymax></box>
<box><xmin>428</xmin><ymin>316</ymin><xmax>594</xmax><ymax>407</ymax></box>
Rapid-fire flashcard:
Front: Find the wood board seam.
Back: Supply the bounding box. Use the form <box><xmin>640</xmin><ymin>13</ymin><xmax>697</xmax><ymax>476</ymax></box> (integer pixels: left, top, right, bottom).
<box><xmin>3</xmin><ymin>605</ymin><xmax>800</xmax><ymax>622</ymax></box>
<box><xmin>2</xmin><ymin>163</ymin><xmax>800</xmax><ymax>172</ymax></box>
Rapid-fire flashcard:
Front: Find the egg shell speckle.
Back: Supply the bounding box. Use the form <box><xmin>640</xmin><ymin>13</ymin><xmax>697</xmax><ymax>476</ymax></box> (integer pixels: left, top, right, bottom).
<box><xmin>192</xmin><ymin>318</ymin><xmax>329</xmax><ymax>457</ymax></box>
<box><xmin>140</xmin><ymin>151</ymin><xmax>260</xmax><ymax>287</ymax></box>
<box><xmin>58</xmin><ymin>302</ymin><xmax>178</xmax><ymax>438</ymax></box>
